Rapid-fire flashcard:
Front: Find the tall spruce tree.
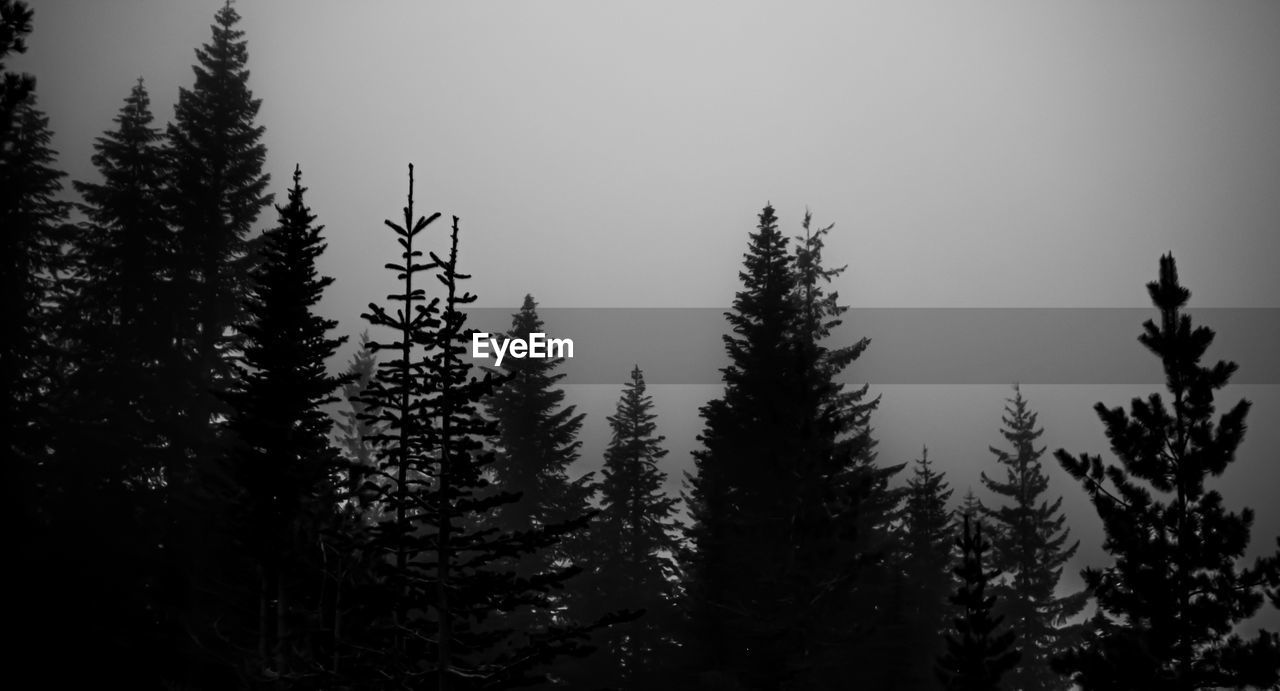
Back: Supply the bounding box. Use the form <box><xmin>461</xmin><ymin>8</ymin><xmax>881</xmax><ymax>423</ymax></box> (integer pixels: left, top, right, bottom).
<box><xmin>1053</xmin><ymin>254</ymin><xmax>1280</xmax><ymax>689</ymax></box>
<box><xmin>354</xmin><ymin>166</ymin><xmax>602</xmax><ymax>688</ymax></box>
<box><xmin>682</xmin><ymin>206</ymin><xmax>890</xmax><ymax>689</ymax></box>
<box><xmin>570</xmin><ymin>365</ymin><xmax>680</xmax><ymax>690</ymax></box>
<box><xmin>44</xmin><ymin>77</ymin><xmax>175</xmax><ymax>683</ymax></box>
<box><xmin>63</xmin><ymin>78</ymin><xmax>174</xmax><ymax>481</ymax></box>
<box><xmin>936</xmin><ymin>515</ymin><xmax>1021</xmax><ymax>691</ymax></box>
<box><xmin>161</xmin><ymin>4</ymin><xmax>273</xmax><ymax>680</ymax></box>
<box><xmin>166</xmin><ymin>0</ymin><xmax>272</xmax><ymax>456</ymax></box>
<box><xmin>220</xmin><ymin>165</ymin><xmax>347</xmax><ymax>682</ymax></box>
<box><xmin>483</xmin><ymin>293</ymin><xmax>595</xmax><ymax>635</ymax></box>
<box><xmin>484</xmin><ymin>294</ymin><xmax>593</xmax><ymax>543</ymax></box>
<box><xmin>980</xmin><ymin>385</ymin><xmax>1086</xmax><ymax>690</ymax></box>
<box><xmin>900</xmin><ymin>446</ymin><xmax>957</xmax><ymax>688</ymax></box>
<box><xmin>3</xmin><ymin>3</ymin><xmax>73</xmax><ymax>675</ymax></box>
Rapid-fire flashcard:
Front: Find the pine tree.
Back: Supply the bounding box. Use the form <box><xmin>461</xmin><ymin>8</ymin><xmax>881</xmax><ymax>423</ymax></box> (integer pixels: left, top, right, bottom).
<box><xmin>0</xmin><ymin>0</ymin><xmax>34</xmax><ymax>136</ymax></box>
<box><xmin>63</xmin><ymin>78</ymin><xmax>174</xmax><ymax>482</ymax></box>
<box><xmin>336</xmin><ymin>332</ymin><xmax>381</xmax><ymax>475</ymax></box>
<box><xmin>936</xmin><ymin>515</ymin><xmax>1021</xmax><ymax>691</ymax></box>
<box><xmin>353</xmin><ymin>166</ymin><xmax>602</xmax><ymax>688</ymax></box>
<box><xmin>571</xmin><ymin>365</ymin><xmax>680</xmax><ymax>689</ymax></box>
<box><xmin>484</xmin><ymin>294</ymin><xmax>594</xmax><ymax>550</ymax></box>
<box><xmin>220</xmin><ymin>165</ymin><xmax>348</xmax><ymax>682</ymax></box>
<box><xmin>682</xmin><ymin>206</ymin><xmax>891</xmax><ymax>689</ymax></box>
<box><xmin>482</xmin><ymin>293</ymin><xmax>596</xmax><ymax>639</ymax></box>
<box><xmin>166</xmin><ymin>0</ymin><xmax>272</xmax><ymax>456</ymax></box>
<box><xmin>161</xmin><ymin>4</ymin><xmax>274</xmax><ymax>680</ymax></box>
<box><xmin>43</xmin><ymin>77</ymin><xmax>175</xmax><ymax>683</ymax></box>
<box><xmin>1053</xmin><ymin>254</ymin><xmax>1280</xmax><ymax>690</ymax></box>
<box><xmin>3</xmin><ymin>4</ymin><xmax>74</xmax><ymax>675</ymax></box>
<box><xmin>899</xmin><ymin>446</ymin><xmax>956</xmax><ymax>688</ymax></box>
<box><xmin>980</xmin><ymin>385</ymin><xmax>1086</xmax><ymax>690</ymax></box>
<box><xmin>2</xmin><ymin>90</ymin><xmax>65</xmax><ymax>490</ymax></box>
<box><xmin>958</xmin><ymin>489</ymin><xmax>984</xmax><ymax>523</ymax></box>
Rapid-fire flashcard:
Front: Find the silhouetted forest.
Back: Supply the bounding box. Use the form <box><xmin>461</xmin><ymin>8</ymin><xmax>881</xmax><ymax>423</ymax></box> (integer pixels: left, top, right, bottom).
<box><xmin>5</xmin><ymin>2</ymin><xmax>1279</xmax><ymax>689</ymax></box>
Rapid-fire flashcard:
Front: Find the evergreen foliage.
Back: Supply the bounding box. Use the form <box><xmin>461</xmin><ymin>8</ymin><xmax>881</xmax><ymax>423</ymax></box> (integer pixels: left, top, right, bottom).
<box><xmin>980</xmin><ymin>385</ymin><xmax>1086</xmax><ymax>690</ymax></box>
<box><xmin>47</xmin><ymin>77</ymin><xmax>173</xmax><ymax>683</ymax></box>
<box><xmin>899</xmin><ymin>446</ymin><xmax>957</xmax><ymax>688</ymax></box>
<box><xmin>159</xmin><ymin>4</ymin><xmax>275</xmax><ymax>681</ymax></box>
<box><xmin>220</xmin><ymin>165</ymin><xmax>348</xmax><ymax>682</ymax></box>
<box><xmin>354</xmin><ymin>166</ymin><xmax>603</xmax><ymax>688</ymax></box>
<box><xmin>483</xmin><ymin>293</ymin><xmax>594</xmax><ymax>567</ymax></box>
<box><xmin>682</xmin><ymin>206</ymin><xmax>893</xmax><ymax>689</ymax></box>
<box><xmin>1053</xmin><ymin>254</ymin><xmax>1280</xmax><ymax>689</ymax></box>
<box><xmin>165</xmin><ymin>0</ymin><xmax>272</xmax><ymax>453</ymax></box>
<box><xmin>571</xmin><ymin>365</ymin><xmax>680</xmax><ymax>689</ymax></box>
<box><xmin>936</xmin><ymin>515</ymin><xmax>1021</xmax><ymax>691</ymax></box>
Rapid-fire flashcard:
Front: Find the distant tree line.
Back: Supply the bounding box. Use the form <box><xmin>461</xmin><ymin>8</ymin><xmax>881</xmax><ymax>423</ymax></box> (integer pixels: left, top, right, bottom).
<box><xmin>4</xmin><ymin>2</ymin><xmax>1278</xmax><ymax>689</ymax></box>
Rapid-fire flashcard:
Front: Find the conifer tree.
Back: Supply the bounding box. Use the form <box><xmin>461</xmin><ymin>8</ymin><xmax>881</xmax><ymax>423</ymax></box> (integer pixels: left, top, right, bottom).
<box><xmin>354</xmin><ymin>166</ymin><xmax>602</xmax><ymax>688</ymax></box>
<box><xmin>1053</xmin><ymin>254</ymin><xmax>1280</xmax><ymax>689</ymax></box>
<box><xmin>166</xmin><ymin>0</ymin><xmax>272</xmax><ymax>455</ymax></box>
<box><xmin>161</xmin><ymin>4</ymin><xmax>273</xmax><ymax>679</ymax></box>
<box><xmin>0</xmin><ymin>0</ymin><xmax>34</xmax><ymax>136</ymax></box>
<box><xmin>683</xmin><ymin>206</ymin><xmax>890</xmax><ymax>689</ymax></box>
<box><xmin>335</xmin><ymin>331</ymin><xmax>382</xmax><ymax>479</ymax></box>
<box><xmin>220</xmin><ymin>165</ymin><xmax>347</xmax><ymax>682</ymax></box>
<box><xmin>936</xmin><ymin>515</ymin><xmax>1021</xmax><ymax>691</ymax></box>
<box><xmin>958</xmin><ymin>489</ymin><xmax>983</xmax><ymax>522</ymax></box>
<box><xmin>63</xmin><ymin>79</ymin><xmax>174</xmax><ymax>482</ymax></box>
<box><xmin>571</xmin><ymin>365</ymin><xmax>680</xmax><ymax>689</ymax></box>
<box><xmin>484</xmin><ymin>294</ymin><xmax>594</xmax><ymax>552</ymax></box>
<box><xmin>482</xmin><ymin>293</ymin><xmax>596</xmax><ymax>642</ymax></box>
<box><xmin>900</xmin><ymin>446</ymin><xmax>957</xmax><ymax>687</ymax></box>
<box><xmin>980</xmin><ymin>385</ymin><xmax>1085</xmax><ymax>690</ymax></box>
<box><xmin>3</xmin><ymin>4</ymin><xmax>74</xmax><ymax>675</ymax></box>
<box><xmin>44</xmin><ymin>77</ymin><xmax>174</xmax><ymax>683</ymax></box>
<box><xmin>2</xmin><ymin>91</ymin><xmax>65</xmax><ymax>486</ymax></box>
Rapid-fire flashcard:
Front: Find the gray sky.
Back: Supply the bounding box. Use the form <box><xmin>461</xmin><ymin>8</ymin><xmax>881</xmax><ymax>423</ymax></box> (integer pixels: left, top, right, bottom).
<box><xmin>18</xmin><ymin>0</ymin><xmax>1280</xmax><ymax>630</ymax></box>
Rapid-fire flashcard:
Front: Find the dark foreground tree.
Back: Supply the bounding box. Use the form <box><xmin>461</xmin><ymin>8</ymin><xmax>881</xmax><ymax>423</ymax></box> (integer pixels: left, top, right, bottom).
<box><xmin>221</xmin><ymin>165</ymin><xmax>348</xmax><ymax>682</ymax></box>
<box><xmin>683</xmin><ymin>206</ymin><xmax>889</xmax><ymax>689</ymax></box>
<box><xmin>1054</xmin><ymin>254</ymin><xmax>1280</xmax><ymax>690</ymax></box>
<box><xmin>351</xmin><ymin>165</ymin><xmax>608</xmax><ymax>688</ymax></box>
<box><xmin>0</xmin><ymin>0</ymin><xmax>34</xmax><ymax>132</ymax></box>
<box><xmin>165</xmin><ymin>0</ymin><xmax>273</xmax><ymax>457</ymax></box>
<box><xmin>4</xmin><ymin>2</ymin><xmax>75</xmax><ymax>676</ymax></box>
<box><xmin>936</xmin><ymin>515</ymin><xmax>1021</xmax><ymax>691</ymax></box>
<box><xmin>44</xmin><ymin>77</ymin><xmax>173</xmax><ymax>683</ymax></box>
<box><xmin>980</xmin><ymin>385</ymin><xmax>1085</xmax><ymax>690</ymax></box>
<box><xmin>161</xmin><ymin>4</ymin><xmax>274</xmax><ymax>681</ymax></box>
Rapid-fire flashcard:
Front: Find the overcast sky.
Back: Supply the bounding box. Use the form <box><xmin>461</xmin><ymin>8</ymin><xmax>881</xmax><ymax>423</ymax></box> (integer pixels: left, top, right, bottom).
<box><xmin>17</xmin><ymin>0</ymin><xmax>1280</xmax><ymax>630</ymax></box>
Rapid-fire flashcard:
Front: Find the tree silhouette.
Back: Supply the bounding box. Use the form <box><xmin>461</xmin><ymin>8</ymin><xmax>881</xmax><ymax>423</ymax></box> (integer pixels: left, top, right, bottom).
<box><xmin>483</xmin><ymin>294</ymin><xmax>594</xmax><ymax>596</ymax></box>
<box><xmin>354</xmin><ymin>166</ymin><xmax>604</xmax><ymax>688</ymax></box>
<box><xmin>3</xmin><ymin>3</ymin><xmax>75</xmax><ymax>677</ymax></box>
<box><xmin>570</xmin><ymin>365</ymin><xmax>680</xmax><ymax>689</ymax></box>
<box><xmin>160</xmin><ymin>4</ymin><xmax>275</xmax><ymax>680</ymax></box>
<box><xmin>900</xmin><ymin>446</ymin><xmax>957</xmax><ymax>688</ymax></box>
<box><xmin>683</xmin><ymin>206</ymin><xmax>891</xmax><ymax>688</ymax></box>
<box><xmin>936</xmin><ymin>514</ymin><xmax>1021</xmax><ymax>691</ymax></box>
<box><xmin>980</xmin><ymin>385</ymin><xmax>1085</xmax><ymax>690</ymax></box>
<box><xmin>48</xmin><ymin>77</ymin><xmax>173</xmax><ymax>683</ymax></box>
<box><xmin>220</xmin><ymin>165</ymin><xmax>348</xmax><ymax>682</ymax></box>
<box><xmin>0</xmin><ymin>0</ymin><xmax>34</xmax><ymax>138</ymax></box>
<box><xmin>1053</xmin><ymin>254</ymin><xmax>1280</xmax><ymax>689</ymax></box>
<box><xmin>165</xmin><ymin>0</ymin><xmax>273</xmax><ymax>457</ymax></box>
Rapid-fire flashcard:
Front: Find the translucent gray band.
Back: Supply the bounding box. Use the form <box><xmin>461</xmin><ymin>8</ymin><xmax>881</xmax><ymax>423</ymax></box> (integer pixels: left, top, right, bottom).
<box><xmin>456</xmin><ymin>308</ymin><xmax>1280</xmax><ymax>385</ymax></box>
